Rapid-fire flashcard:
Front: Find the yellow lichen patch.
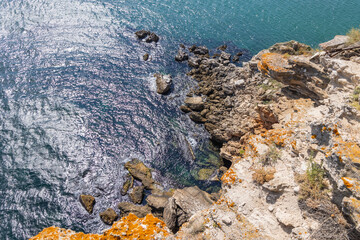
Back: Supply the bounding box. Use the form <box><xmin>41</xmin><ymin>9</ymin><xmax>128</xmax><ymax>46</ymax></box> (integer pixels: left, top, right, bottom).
<box><xmin>30</xmin><ymin>213</ymin><xmax>169</xmax><ymax>240</ymax></box>
<box><xmin>257</xmin><ymin>52</ymin><xmax>291</xmax><ymax>75</ymax></box>
<box><xmin>335</xmin><ymin>139</ymin><xmax>360</xmax><ymax>164</ymax></box>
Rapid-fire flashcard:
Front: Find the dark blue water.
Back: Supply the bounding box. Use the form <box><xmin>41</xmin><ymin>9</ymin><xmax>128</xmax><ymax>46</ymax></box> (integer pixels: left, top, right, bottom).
<box><xmin>1</xmin><ymin>0</ymin><xmax>360</xmax><ymax>239</ymax></box>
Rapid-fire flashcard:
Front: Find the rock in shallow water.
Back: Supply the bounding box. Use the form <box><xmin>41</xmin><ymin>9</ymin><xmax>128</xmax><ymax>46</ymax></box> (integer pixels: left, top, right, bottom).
<box><xmin>129</xmin><ymin>186</ymin><xmax>145</xmax><ymax>204</ymax></box>
<box><xmin>184</xmin><ymin>96</ymin><xmax>204</xmax><ymax>111</ymax></box>
<box><xmin>79</xmin><ymin>194</ymin><xmax>95</xmax><ymax>214</ymax></box>
<box><xmin>175</xmin><ymin>49</ymin><xmax>189</xmax><ymax>62</ymax></box>
<box><xmin>124</xmin><ymin>158</ymin><xmax>155</xmax><ymax>189</ymax></box>
<box><xmin>100</xmin><ymin>208</ymin><xmax>118</xmax><ymax>225</ymax></box>
<box><xmin>154</xmin><ymin>73</ymin><xmax>172</xmax><ymax>94</ymax></box>
<box><xmin>135</xmin><ymin>30</ymin><xmax>150</xmax><ymax>39</ymax></box>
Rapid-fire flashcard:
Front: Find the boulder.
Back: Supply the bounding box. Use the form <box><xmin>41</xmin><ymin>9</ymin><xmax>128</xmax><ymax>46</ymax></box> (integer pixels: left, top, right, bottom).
<box><xmin>146</xmin><ymin>194</ymin><xmax>169</xmax><ymax>211</ymax></box>
<box><xmin>188</xmin><ymin>57</ymin><xmax>201</xmax><ymax>68</ymax></box>
<box><xmin>117</xmin><ymin>202</ymin><xmax>152</xmax><ymax>218</ymax></box>
<box><xmin>99</xmin><ymin>208</ymin><xmax>118</xmax><ymax>225</ymax></box>
<box><xmin>220</xmin><ymin>52</ymin><xmax>231</xmax><ymax>61</ymax></box>
<box><xmin>180</xmin><ymin>105</ymin><xmax>191</xmax><ymax>113</ymax></box>
<box><xmin>175</xmin><ymin>49</ymin><xmax>189</xmax><ymax>62</ymax></box>
<box><xmin>143</xmin><ymin>53</ymin><xmax>149</xmax><ymax>61</ymax></box>
<box><xmin>135</xmin><ymin>30</ymin><xmax>150</xmax><ymax>39</ymax></box>
<box><xmin>146</xmin><ymin>32</ymin><xmax>159</xmax><ymax>43</ymax></box>
<box><xmin>163</xmin><ymin>198</ymin><xmax>178</xmax><ymax>232</ymax></box>
<box><xmin>192</xmin><ymin>46</ymin><xmax>209</xmax><ymax>55</ymax></box>
<box><xmin>319</xmin><ymin>35</ymin><xmax>350</xmax><ymax>51</ymax></box>
<box><xmin>189</xmin><ymin>112</ymin><xmax>206</xmax><ymax>123</ymax></box>
<box><xmin>121</xmin><ymin>174</ymin><xmax>134</xmax><ymax>196</ymax></box>
<box><xmin>124</xmin><ymin>158</ymin><xmax>155</xmax><ymax>189</ymax></box>
<box><xmin>184</xmin><ymin>97</ymin><xmax>204</xmax><ymax>111</ymax></box>
<box><xmin>154</xmin><ymin>73</ymin><xmax>172</xmax><ymax>94</ymax></box>
<box><xmin>217</xmin><ymin>44</ymin><xmax>227</xmax><ymax>51</ymax></box>
<box><xmin>129</xmin><ymin>186</ymin><xmax>145</xmax><ymax>204</ymax></box>
<box><xmin>79</xmin><ymin>194</ymin><xmax>95</xmax><ymax>214</ymax></box>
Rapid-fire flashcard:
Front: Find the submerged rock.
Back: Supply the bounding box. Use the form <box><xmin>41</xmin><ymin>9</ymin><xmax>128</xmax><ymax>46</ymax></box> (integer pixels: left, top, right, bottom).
<box><xmin>79</xmin><ymin>194</ymin><xmax>95</xmax><ymax>214</ymax></box>
<box><xmin>99</xmin><ymin>208</ymin><xmax>118</xmax><ymax>225</ymax></box>
<box><xmin>217</xmin><ymin>44</ymin><xmax>227</xmax><ymax>51</ymax></box>
<box><xmin>135</xmin><ymin>30</ymin><xmax>150</xmax><ymax>39</ymax></box>
<box><xmin>154</xmin><ymin>73</ymin><xmax>172</xmax><ymax>95</ymax></box>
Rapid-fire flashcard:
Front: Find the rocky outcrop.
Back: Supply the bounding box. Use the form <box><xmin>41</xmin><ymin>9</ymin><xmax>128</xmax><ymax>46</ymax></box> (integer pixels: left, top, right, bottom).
<box><xmin>79</xmin><ymin>194</ymin><xmax>95</xmax><ymax>214</ymax></box>
<box><xmin>124</xmin><ymin>158</ymin><xmax>155</xmax><ymax>189</ymax></box>
<box><xmin>154</xmin><ymin>73</ymin><xmax>172</xmax><ymax>95</ymax></box>
<box><xmin>175</xmin><ymin>49</ymin><xmax>189</xmax><ymax>62</ymax></box>
<box><xmin>135</xmin><ymin>30</ymin><xmax>159</xmax><ymax>43</ymax></box>
<box><xmin>99</xmin><ymin>208</ymin><xmax>118</xmax><ymax>225</ymax></box>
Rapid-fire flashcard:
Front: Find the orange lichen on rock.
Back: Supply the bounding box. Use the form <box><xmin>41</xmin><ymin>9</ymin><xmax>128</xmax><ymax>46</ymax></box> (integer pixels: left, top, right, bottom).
<box><xmin>221</xmin><ymin>168</ymin><xmax>239</xmax><ymax>185</ymax></box>
<box><xmin>257</xmin><ymin>53</ymin><xmax>292</xmax><ymax>76</ymax></box>
<box><xmin>342</xmin><ymin>177</ymin><xmax>360</xmax><ymax>197</ymax></box>
<box><xmin>30</xmin><ymin>213</ymin><xmax>170</xmax><ymax>240</ymax></box>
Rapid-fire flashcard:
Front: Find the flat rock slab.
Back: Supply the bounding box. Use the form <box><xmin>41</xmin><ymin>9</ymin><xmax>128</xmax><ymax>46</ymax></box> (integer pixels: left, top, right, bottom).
<box><xmin>118</xmin><ymin>202</ymin><xmax>151</xmax><ymax>218</ymax></box>
<box><xmin>79</xmin><ymin>194</ymin><xmax>95</xmax><ymax>214</ymax></box>
<box><xmin>184</xmin><ymin>97</ymin><xmax>204</xmax><ymax>111</ymax></box>
<box><xmin>319</xmin><ymin>35</ymin><xmax>349</xmax><ymax>51</ymax></box>
<box><xmin>99</xmin><ymin>208</ymin><xmax>118</xmax><ymax>225</ymax></box>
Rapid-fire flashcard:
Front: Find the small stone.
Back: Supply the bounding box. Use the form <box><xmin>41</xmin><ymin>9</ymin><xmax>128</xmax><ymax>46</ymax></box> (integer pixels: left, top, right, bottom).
<box><xmin>222</xmin><ymin>216</ymin><xmax>232</xmax><ymax>226</ymax></box>
<box><xmin>293</xmin><ymin>186</ymin><xmax>300</xmax><ymax>193</ymax></box>
<box><xmin>143</xmin><ymin>53</ymin><xmax>149</xmax><ymax>61</ymax></box>
<box><xmin>99</xmin><ymin>208</ymin><xmax>118</xmax><ymax>225</ymax></box>
<box><xmin>135</xmin><ymin>30</ymin><xmax>150</xmax><ymax>39</ymax></box>
<box><xmin>79</xmin><ymin>195</ymin><xmax>95</xmax><ymax>214</ymax></box>
<box><xmin>268</xmin><ymin>205</ymin><xmax>274</xmax><ymax>212</ymax></box>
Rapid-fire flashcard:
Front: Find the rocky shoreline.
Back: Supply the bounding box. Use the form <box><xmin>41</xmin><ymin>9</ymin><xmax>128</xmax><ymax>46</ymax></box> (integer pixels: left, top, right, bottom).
<box><xmin>31</xmin><ymin>34</ymin><xmax>360</xmax><ymax>239</ymax></box>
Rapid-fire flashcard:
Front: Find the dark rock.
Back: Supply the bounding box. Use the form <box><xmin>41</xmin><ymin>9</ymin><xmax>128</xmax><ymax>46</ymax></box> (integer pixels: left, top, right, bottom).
<box><xmin>118</xmin><ymin>202</ymin><xmax>151</xmax><ymax>218</ymax></box>
<box><xmin>179</xmin><ymin>44</ymin><xmax>185</xmax><ymax>49</ymax></box>
<box><xmin>121</xmin><ymin>174</ymin><xmax>134</xmax><ymax>196</ymax></box>
<box><xmin>189</xmin><ymin>45</ymin><xmax>197</xmax><ymax>52</ymax></box>
<box><xmin>189</xmin><ymin>112</ymin><xmax>206</xmax><ymax>123</ymax></box>
<box><xmin>193</xmin><ymin>46</ymin><xmax>209</xmax><ymax>55</ymax></box>
<box><xmin>175</xmin><ymin>49</ymin><xmax>189</xmax><ymax>62</ymax></box>
<box><xmin>99</xmin><ymin>208</ymin><xmax>118</xmax><ymax>225</ymax></box>
<box><xmin>79</xmin><ymin>194</ymin><xmax>95</xmax><ymax>214</ymax></box>
<box><xmin>220</xmin><ymin>52</ymin><xmax>231</xmax><ymax>61</ymax></box>
<box><xmin>143</xmin><ymin>53</ymin><xmax>149</xmax><ymax>61</ymax></box>
<box><xmin>135</xmin><ymin>30</ymin><xmax>150</xmax><ymax>39</ymax></box>
<box><xmin>184</xmin><ymin>97</ymin><xmax>204</xmax><ymax>111</ymax></box>
<box><xmin>233</xmin><ymin>55</ymin><xmax>240</xmax><ymax>62</ymax></box>
<box><xmin>146</xmin><ymin>32</ymin><xmax>159</xmax><ymax>43</ymax></box>
<box><xmin>188</xmin><ymin>57</ymin><xmax>201</xmax><ymax>68</ymax></box>
<box><xmin>217</xmin><ymin>44</ymin><xmax>227</xmax><ymax>51</ymax></box>
<box><xmin>129</xmin><ymin>186</ymin><xmax>145</xmax><ymax>204</ymax></box>
<box><xmin>236</xmin><ymin>51</ymin><xmax>243</xmax><ymax>56</ymax></box>
<box><xmin>212</xmin><ymin>53</ymin><xmax>221</xmax><ymax>58</ymax></box>
<box><xmin>154</xmin><ymin>73</ymin><xmax>172</xmax><ymax>94</ymax></box>
<box><xmin>124</xmin><ymin>158</ymin><xmax>155</xmax><ymax>189</ymax></box>
<box><xmin>180</xmin><ymin>105</ymin><xmax>191</xmax><ymax>113</ymax></box>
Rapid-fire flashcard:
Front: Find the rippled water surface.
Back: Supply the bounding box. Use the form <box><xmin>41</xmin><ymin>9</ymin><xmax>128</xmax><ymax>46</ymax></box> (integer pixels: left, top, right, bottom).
<box><xmin>1</xmin><ymin>0</ymin><xmax>360</xmax><ymax>239</ymax></box>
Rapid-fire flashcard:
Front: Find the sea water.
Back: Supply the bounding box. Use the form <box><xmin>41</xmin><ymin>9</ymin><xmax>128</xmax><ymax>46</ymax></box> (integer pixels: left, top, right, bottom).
<box><xmin>0</xmin><ymin>0</ymin><xmax>359</xmax><ymax>238</ymax></box>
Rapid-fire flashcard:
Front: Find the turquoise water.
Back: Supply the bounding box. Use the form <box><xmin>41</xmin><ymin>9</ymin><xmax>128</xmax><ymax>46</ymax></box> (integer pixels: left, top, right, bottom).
<box><xmin>0</xmin><ymin>0</ymin><xmax>359</xmax><ymax>239</ymax></box>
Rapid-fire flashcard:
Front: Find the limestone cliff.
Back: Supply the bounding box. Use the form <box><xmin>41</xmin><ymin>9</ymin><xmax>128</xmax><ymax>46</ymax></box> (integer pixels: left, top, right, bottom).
<box><xmin>31</xmin><ymin>36</ymin><xmax>360</xmax><ymax>239</ymax></box>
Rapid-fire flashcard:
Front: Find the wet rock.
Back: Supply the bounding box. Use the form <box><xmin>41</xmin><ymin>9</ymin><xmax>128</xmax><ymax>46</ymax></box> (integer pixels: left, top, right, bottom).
<box><xmin>189</xmin><ymin>112</ymin><xmax>206</xmax><ymax>123</ymax></box>
<box><xmin>154</xmin><ymin>73</ymin><xmax>172</xmax><ymax>94</ymax></box>
<box><xmin>121</xmin><ymin>174</ymin><xmax>134</xmax><ymax>196</ymax></box>
<box><xmin>117</xmin><ymin>202</ymin><xmax>152</xmax><ymax>218</ymax></box>
<box><xmin>220</xmin><ymin>52</ymin><xmax>231</xmax><ymax>61</ymax></box>
<box><xmin>99</xmin><ymin>208</ymin><xmax>118</xmax><ymax>225</ymax></box>
<box><xmin>124</xmin><ymin>158</ymin><xmax>155</xmax><ymax>189</ymax></box>
<box><xmin>192</xmin><ymin>46</ymin><xmax>209</xmax><ymax>55</ymax></box>
<box><xmin>180</xmin><ymin>105</ymin><xmax>191</xmax><ymax>113</ymax></box>
<box><xmin>188</xmin><ymin>57</ymin><xmax>201</xmax><ymax>68</ymax></box>
<box><xmin>217</xmin><ymin>44</ymin><xmax>227</xmax><ymax>51</ymax></box>
<box><xmin>129</xmin><ymin>186</ymin><xmax>145</xmax><ymax>204</ymax></box>
<box><xmin>233</xmin><ymin>55</ymin><xmax>240</xmax><ymax>62</ymax></box>
<box><xmin>146</xmin><ymin>194</ymin><xmax>169</xmax><ymax>211</ymax></box>
<box><xmin>79</xmin><ymin>194</ymin><xmax>95</xmax><ymax>214</ymax></box>
<box><xmin>143</xmin><ymin>53</ymin><xmax>149</xmax><ymax>61</ymax></box>
<box><xmin>145</xmin><ymin>32</ymin><xmax>160</xmax><ymax>43</ymax></box>
<box><xmin>135</xmin><ymin>30</ymin><xmax>150</xmax><ymax>39</ymax></box>
<box><xmin>179</xmin><ymin>44</ymin><xmax>185</xmax><ymax>49</ymax></box>
<box><xmin>236</xmin><ymin>51</ymin><xmax>243</xmax><ymax>56</ymax></box>
<box><xmin>184</xmin><ymin>97</ymin><xmax>204</xmax><ymax>111</ymax></box>
<box><xmin>175</xmin><ymin>49</ymin><xmax>189</xmax><ymax>62</ymax></box>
